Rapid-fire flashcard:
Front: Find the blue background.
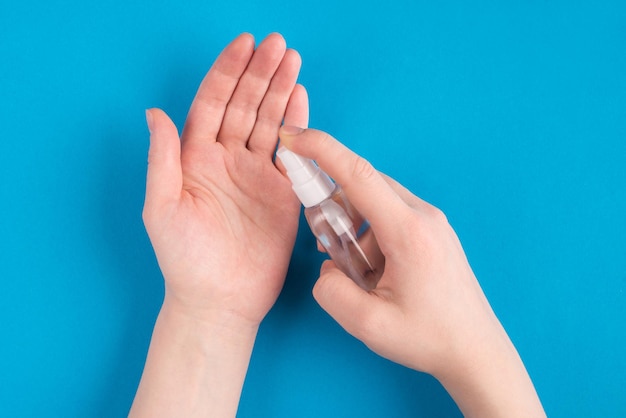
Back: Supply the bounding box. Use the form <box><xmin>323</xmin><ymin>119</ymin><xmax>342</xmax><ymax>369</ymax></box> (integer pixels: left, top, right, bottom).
<box><xmin>1</xmin><ymin>0</ymin><xmax>625</xmax><ymax>416</ymax></box>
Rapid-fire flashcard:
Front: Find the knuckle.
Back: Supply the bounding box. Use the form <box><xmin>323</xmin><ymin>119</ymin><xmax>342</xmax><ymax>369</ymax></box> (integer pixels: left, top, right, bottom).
<box><xmin>397</xmin><ymin>208</ymin><xmax>443</xmax><ymax>253</ymax></box>
<box><xmin>404</xmin><ymin>204</ymin><xmax>448</xmax><ymax>230</ymax></box>
<box><xmin>399</xmin><ymin>208</ymin><xmax>420</xmax><ymax>231</ymax></box>
<box><xmin>317</xmin><ymin>131</ymin><xmax>334</xmax><ymax>151</ymax></box>
<box><xmin>427</xmin><ymin>205</ymin><xmax>449</xmax><ymax>225</ymax></box>
<box><xmin>350</xmin><ymin>156</ymin><xmax>377</xmax><ymax>182</ymax></box>
<box><xmin>398</xmin><ymin>206</ymin><xmax>453</xmax><ymax>258</ymax></box>
<box><xmin>303</xmin><ymin>131</ymin><xmax>334</xmax><ymax>160</ymax></box>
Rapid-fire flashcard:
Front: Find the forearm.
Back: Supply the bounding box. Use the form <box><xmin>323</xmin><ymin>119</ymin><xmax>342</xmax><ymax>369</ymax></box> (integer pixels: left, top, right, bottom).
<box><xmin>436</xmin><ymin>321</ymin><xmax>545</xmax><ymax>418</ymax></box>
<box><xmin>129</xmin><ymin>297</ymin><xmax>258</xmax><ymax>418</ymax></box>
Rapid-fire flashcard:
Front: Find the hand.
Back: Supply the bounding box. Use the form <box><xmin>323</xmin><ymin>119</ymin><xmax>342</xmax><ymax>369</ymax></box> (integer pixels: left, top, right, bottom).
<box><xmin>131</xmin><ymin>34</ymin><xmax>308</xmax><ymax>418</ymax></box>
<box><xmin>278</xmin><ymin>126</ymin><xmax>545</xmax><ymax>418</ymax></box>
<box><xmin>143</xmin><ymin>33</ymin><xmax>308</xmax><ymax>327</ymax></box>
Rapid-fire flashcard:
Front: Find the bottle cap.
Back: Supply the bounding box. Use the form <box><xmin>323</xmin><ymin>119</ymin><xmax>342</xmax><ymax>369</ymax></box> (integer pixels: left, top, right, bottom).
<box><xmin>276</xmin><ymin>147</ymin><xmax>335</xmax><ymax>208</ymax></box>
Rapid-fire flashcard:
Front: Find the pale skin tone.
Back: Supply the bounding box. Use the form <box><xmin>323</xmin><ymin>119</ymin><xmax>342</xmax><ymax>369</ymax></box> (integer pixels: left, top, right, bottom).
<box><xmin>130</xmin><ymin>33</ymin><xmax>307</xmax><ymax>417</ymax></box>
<box><xmin>131</xmin><ymin>33</ymin><xmax>545</xmax><ymax>417</ymax></box>
<box><xmin>278</xmin><ymin>127</ymin><xmax>546</xmax><ymax>418</ymax></box>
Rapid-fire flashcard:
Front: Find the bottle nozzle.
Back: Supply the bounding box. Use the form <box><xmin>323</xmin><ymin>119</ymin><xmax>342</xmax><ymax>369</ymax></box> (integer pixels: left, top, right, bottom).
<box><xmin>276</xmin><ymin>147</ymin><xmax>335</xmax><ymax>208</ymax></box>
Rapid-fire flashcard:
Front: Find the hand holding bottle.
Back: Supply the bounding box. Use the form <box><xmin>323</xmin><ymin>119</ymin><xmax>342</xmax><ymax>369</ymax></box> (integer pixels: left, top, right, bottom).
<box><xmin>278</xmin><ymin>126</ymin><xmax>546</xmax><ymax>418</ymax></box>
<box><xmin>276</xmin><ymin>147</ymin><xmax>384</xmax><ymax>290</ymax></box>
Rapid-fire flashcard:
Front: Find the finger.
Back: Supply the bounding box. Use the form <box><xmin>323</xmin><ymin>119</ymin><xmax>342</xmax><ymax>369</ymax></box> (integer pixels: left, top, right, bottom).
<box><xmin>379</xmin><ymin>173</ymin><xmax>431</xmax><ymax>212</ymax></box>
<box><xmin>145</xmin><ymin>108</ymin><xmax>182</xmax><ymax>211</ymax></box>
<box><xmin>319</xmin><ymin>259</ymin><xmax>335</xmax><ymax>274</ymax></box>
<box><xmin>274</xmin><ymin>84</ymin><xmax>309</xmax><ymax>174</ymax></box>
<box><xmin>247</xmin><ymin>50</ymin><xmax>303</xmax><ymax>156</ymax></box>
<box><xmin>380</xmin><ymin>173</ymin><xmax>448</xmax><ymax>222</ymax></box>
<box><xmin>181</xmin><ymin>33</ymin><xmax>255</xmax><ymax>152</ymax></box>
<box><xmin>217</xmin><ymin>33</ymin><xmax>287</xmax><ymax>150</ymax></box>
<box><xmin>283</xmin><ymin>84</ymin><xmax>309</xmax><ymax>129</ymax></box>
<box><xmin>278</xmin><ymin>128</ymin><xmax>411</xmax><ymax>247</ymax></box>
<box><xmin>274</xmin><ymin>155</ymin><xmax>287</xmax><ymax>176</ymax></box>
<box><xmin>313</xmin><ymin>260</ymin><xmax>385</xmax><ymax>343</ymax></box>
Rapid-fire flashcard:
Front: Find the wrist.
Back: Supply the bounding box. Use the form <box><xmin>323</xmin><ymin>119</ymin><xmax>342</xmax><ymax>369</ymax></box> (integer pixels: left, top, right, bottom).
<box><xmin>158</xmin><ymin>270</ymin><xmax>280</xmax><ymax>329</ymax></box>
<box><xmin>160</xmin><ymin>294</ymin><xmax>260</xmax><ymax>344</ymax></box>
<box><xmin>433</xmin><ymin>321</ymin><xmax>545</xmax><ymax>418</ymax></box>
<box><xmin>130</xmin><ymin>296</ymin><xmax>260</xmax><ymax>418</ymax></box>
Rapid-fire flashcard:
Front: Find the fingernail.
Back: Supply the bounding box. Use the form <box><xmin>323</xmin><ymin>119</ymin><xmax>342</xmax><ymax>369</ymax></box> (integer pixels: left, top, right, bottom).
<box><xmin>281</xmin><ymin>125</ymin><xmax>305</xmax><ymax>136</ymax></box>
<box><xmin>145</xmin><ymin>109</ymin><xmax>154</xmax><ymax>133</ymax></box>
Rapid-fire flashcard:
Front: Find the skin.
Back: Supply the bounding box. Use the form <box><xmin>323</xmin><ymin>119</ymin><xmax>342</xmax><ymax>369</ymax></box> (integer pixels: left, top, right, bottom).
<box><xmin>278</xmin><ymin>126</ymin><xmax>546</xmax><ymax>418</ymax></box>
<box><xmin>130</xmin><ymin>33</ymin><xmax>308</xmax><ymax>417</ymax></box>
<box><xmin>131</xmin><ymin>32</ymin><xmax>545</xmax><ymax>418</ymax></box>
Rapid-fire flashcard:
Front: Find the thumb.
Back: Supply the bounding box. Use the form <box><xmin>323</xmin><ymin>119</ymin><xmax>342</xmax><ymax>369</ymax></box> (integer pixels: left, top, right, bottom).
<box><xmin>313</xmin><ymin>260</ymin><xmax>383</xmax><ymax>342</ymax></box>
<box><xmin>144</xmin><ymin>108</ymin><xmax>182</xmax><ymax>211</ymax></box>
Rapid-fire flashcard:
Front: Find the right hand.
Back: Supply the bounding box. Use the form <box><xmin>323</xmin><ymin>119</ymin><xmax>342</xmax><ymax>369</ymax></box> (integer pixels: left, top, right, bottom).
<box><xmin>278</xmin><ymin>126</ymin><xmax>545</xmax><ymax>417</ymax></box>
<box><xmin>279</xmin><ymin>125</ymin><xmax>495</xmax><ymax>375</ymax></box>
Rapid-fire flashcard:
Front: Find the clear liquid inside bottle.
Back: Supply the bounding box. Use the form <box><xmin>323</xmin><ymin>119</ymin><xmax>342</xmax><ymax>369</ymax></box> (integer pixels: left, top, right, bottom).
<box><xmin>304</xmin><ymin>186</ymin><xmax>384</xmax><ymax>290</ymax></box>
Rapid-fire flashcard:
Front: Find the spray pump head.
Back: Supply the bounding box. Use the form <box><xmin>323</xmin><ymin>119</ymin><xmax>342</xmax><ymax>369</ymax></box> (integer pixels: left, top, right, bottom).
<box><xmin>276</xmin><ymin>147</ymin><xmax>335</xmax><ymax>208</ymax></box>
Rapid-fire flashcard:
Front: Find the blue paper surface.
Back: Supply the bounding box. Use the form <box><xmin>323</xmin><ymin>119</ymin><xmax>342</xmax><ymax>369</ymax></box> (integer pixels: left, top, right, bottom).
<box><xmin>1</xmin><ymin>0</ymin><xmax>624</xmax><ymax>416</ymax></box>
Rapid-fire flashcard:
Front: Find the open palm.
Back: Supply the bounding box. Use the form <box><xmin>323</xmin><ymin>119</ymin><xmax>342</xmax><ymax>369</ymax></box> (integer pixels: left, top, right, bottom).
<box><xmin>143</xmin><ymin>34</ymin><xmax>307</xmax><ymax>325</ymax></box>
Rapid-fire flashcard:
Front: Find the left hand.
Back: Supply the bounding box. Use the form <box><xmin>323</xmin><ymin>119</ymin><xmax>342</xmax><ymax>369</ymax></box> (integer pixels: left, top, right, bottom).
<box><xmin>143</xmin><ymin>33</ymin><xmax>308</xmax><ymax>327</ymax></box>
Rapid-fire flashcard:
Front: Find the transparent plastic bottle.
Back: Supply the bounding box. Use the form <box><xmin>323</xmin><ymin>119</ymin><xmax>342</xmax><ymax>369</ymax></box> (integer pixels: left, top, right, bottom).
<box><xmin>277</xmin><ymin>147</ymin><xmax>384</xmax><ymax>290</ymax></box>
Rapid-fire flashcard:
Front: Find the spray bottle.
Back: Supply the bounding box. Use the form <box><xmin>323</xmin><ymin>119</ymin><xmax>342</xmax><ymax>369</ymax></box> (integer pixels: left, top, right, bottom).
<box><xmin>276</xmin><ymin>147</ymin><xmax>384</xmax><ymax>290</ymax></box>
